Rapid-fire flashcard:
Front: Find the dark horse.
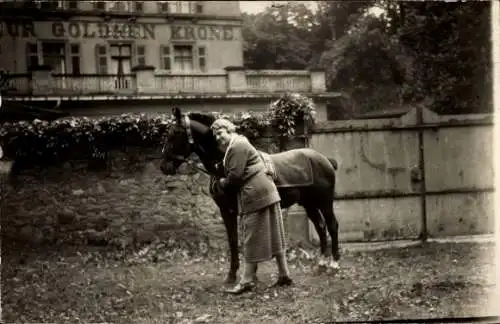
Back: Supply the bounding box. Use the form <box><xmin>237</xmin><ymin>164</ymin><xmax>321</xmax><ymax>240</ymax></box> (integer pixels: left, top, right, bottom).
<box><xmin>160</xmin><ymin>107</ymin><xmax>340</xmax><ymax>283</ymax></box>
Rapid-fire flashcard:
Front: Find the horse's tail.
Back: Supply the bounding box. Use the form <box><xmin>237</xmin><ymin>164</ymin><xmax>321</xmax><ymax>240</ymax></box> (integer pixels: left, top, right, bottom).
<box><xmin>328</xmin><ymin>157</ymin><xmax>338</xmax><ymax>171</ymax></box>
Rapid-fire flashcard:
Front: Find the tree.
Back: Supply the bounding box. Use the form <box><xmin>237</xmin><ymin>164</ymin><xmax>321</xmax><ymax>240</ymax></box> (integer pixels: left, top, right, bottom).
<box><xmin>319</xmin><ymin>13</ymin><xmax>410</xmax><ymax>115</ymax></box>
<box><xmin>309</xmin><ymin>1</ymin><xmax>377</xmax><ymax>65</ymax></box>
<box><xmin>379</xmin><ymin>0</ymin><xmax>492</xmax><ymax>114</ymax></box>
<box><xmin>242</xmin><ymin>2</ymin><xmax>315</xmax><ymax>69</ymax></box>
<box><xmin>241</xmin><ymin>1</ymin><xmax>492</xmax><ymax>115</ymax></box>
<box><xmin>318</xmin><ymin>0</ymin><xmax>491</xmax><ymax>115</ymax></box>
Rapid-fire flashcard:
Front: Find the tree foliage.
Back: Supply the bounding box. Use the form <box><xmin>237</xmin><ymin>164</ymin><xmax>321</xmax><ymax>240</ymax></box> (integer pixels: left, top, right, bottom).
<box><xmin>381</xmin><ymin>0</ymin><xmax>492</xmax><ymax>114</ymax></box>
<box><xmin>242</xmin><ymin>1</ymin><xmax>492</xmax><ymax>116</ymax></box>
<box><xmin>242</xmin><ymin>3</ymin><xmax>315</xmax><ymax>69</ymax></box>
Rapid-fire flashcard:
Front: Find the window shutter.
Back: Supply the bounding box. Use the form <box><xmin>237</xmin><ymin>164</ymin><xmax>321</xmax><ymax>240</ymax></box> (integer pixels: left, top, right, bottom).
<box><xmin>198</xmin><ymin>46</ymin><xmax>206</xmax><ymax>72</ymax></box>
<box><xmin>195</xmin><ymin>2</ymin><xmax>203</xmax><ymax>13</ymax></box>
<box><xmin>26</xmin><ymin>43</ymin><xmax>39</xmax><ymax>70</ymax></box>
<box><xmin>68</xmin><ymin>1</ymin><xmax>78</xmax><ymax>9</ymax></box>
<box><xmin>70</xmin><ymin>43</ymin><xmax>81</xmax><ymax>75</ymax></box>
<box><xmin>160</xmin><ymin>45</ymin><xmax>171</xmax><ymax>70</ymax></box>
<box><xmin>134</xmin><ymin>44</ymin><xmax>146</xmax><ymax>66</ymax></box>
<box><xmin>135</xmin><ymin>1</ymin><xmax>144</xmax><ymax>12</ymax></box>
<box><xmin>95</xmin><ymin>44</ymin><xmax>108</xmax><ymax>74</ymax></box>
<box><xmin>94</xmin><ymin>1</ymin><xmax>105</xmax><ymax>10</ymax></box>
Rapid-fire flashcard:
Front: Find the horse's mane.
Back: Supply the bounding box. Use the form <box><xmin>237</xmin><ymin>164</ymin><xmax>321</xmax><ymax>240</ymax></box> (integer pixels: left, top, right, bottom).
<box><xmin>188</xmin><ymin>112</ymin><xmax>216</xmax><ymax>128</ymax></box>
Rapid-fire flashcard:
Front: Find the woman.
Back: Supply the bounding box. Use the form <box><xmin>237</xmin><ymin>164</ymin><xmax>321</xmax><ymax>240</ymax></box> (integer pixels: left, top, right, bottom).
<box><xmin>211</xmin><ymin>118</ymin><xmax>293</xmax><ymax>295</ymax></box>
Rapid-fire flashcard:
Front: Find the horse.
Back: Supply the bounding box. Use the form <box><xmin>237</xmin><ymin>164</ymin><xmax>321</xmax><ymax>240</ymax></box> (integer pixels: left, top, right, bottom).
<box><xmin>160</xmin><ymin>107</ymin><xmax>340</xmax><ymax>284</ymax></box>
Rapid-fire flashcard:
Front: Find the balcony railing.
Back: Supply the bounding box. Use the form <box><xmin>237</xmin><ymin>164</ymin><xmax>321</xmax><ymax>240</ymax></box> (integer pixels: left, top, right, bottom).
<box><xmin>246</xmin><ymin>70</ymin><xmax>312</xmax><ymax>93</ymax></box>
<box><xmin>2</xmin><ymin>67</ymin><xmax>326</xmax><ymax>97</ymax></box>
<box><xmin>50</xmin><ymin>74</ymin><xmax>136</xmax><ymax>95</ymax></box>
<box><xmin>154</xmin><ymin>73</ymin><xmax>227</xmax><ymax>94</ymax></box>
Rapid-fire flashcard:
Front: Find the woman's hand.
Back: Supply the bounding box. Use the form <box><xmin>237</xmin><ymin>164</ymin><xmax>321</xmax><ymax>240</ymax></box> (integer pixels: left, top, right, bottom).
<box><xmin>218</xmin><ymin>177</ymin><xmax>227</xmax><ymax>189</ymax></box>
<box><xmin>210</xmin><ymin>177</ymin><xmax>226</xmax><ymax>196</ymax></box>
<box><xmin>214</xmin><ymin>162</ymin><xmax>223</xmax><ymax>173</ymax></box>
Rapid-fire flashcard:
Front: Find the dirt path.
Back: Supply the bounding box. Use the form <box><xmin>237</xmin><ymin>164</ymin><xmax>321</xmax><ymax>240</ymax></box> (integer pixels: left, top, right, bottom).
<box><xmin>2</xmin><ymin>241</ymin><xmax>497</xmax><ymax>323</ymax></box>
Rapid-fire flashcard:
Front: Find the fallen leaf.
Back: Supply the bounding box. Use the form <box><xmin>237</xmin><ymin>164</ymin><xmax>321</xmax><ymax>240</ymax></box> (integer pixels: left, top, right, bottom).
<box><xmin>194</xmin><ymin>314</ymin><xmax>212</xmax><ymax>323</ymax></box>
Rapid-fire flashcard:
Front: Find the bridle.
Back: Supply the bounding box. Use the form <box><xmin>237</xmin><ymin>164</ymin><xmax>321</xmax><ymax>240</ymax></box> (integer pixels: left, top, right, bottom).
<box><xmin>161</xmin><ymin>114</ymin><xmax>212</xmax><ymax>175</ymax></box>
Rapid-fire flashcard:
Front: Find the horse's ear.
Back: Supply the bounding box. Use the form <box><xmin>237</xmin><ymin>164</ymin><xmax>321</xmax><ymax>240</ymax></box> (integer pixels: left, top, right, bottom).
<box><xmin>172</xmin><ymin>107</ymin><xmax>182</xmax><ymax>124</ymax></box>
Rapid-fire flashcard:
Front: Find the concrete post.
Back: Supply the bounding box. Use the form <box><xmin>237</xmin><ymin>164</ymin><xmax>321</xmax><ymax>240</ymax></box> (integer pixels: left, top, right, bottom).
<box><xmin>224</xmin><ymin>66</ymin><xmax>247</xmax><ymax>93</ymax></box>
<box><xmin>309</xmin><ymin>68</ymin><xmax>327</xmax><ymax>93</ymax></box>
<box><xmin>132</xmin><ymin>65</ymin><xmax>156</xmax><ymax>94</ymax></box>
<box><xmin>29</xmin><ymin>65</ymin><xmax>53</xmax><ymax>96</ymax></box>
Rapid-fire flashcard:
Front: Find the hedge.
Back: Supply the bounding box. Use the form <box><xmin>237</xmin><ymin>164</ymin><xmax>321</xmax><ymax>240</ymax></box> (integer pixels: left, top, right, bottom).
<box><xmin>0</xmin><ymin>93</ymin><xmax>316</xmax><ymax>166</ymax></box>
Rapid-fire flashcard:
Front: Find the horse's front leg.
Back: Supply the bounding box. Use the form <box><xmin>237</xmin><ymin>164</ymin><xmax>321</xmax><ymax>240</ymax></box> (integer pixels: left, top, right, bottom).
<box><xmin>210</xmin><ymin>177</ymin><xmax>240</xmax><ymax>284</ymax></box>
<box><xmin>220</xmin><ymin>207</ymin><xmax>239</xmax><ymax>284</ymax></box>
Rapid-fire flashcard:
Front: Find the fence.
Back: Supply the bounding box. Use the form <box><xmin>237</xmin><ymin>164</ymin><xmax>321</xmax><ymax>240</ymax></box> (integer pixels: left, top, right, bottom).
<box><xmin>292</xmin><ymin>106</ymin><xmax>494</xmax><ymax>243</ymax></box>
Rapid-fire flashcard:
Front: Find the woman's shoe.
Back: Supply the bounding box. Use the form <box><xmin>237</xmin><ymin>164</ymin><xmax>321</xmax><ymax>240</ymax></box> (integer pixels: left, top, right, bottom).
<box><xmin>268</xmin><ymin>276</ymin><xmax>293</xmax><ymax>288</ymax></box>
<box><xmin>225</xmin><ymin>281</ymin><xmax>256</xmax><ymax>295</ymax></box>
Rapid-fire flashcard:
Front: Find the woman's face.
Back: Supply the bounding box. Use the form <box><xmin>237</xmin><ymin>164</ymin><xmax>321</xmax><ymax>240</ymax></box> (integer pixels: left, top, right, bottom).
<box><xmin>213</xmin><ymin>128</ymin><xmax>233</xmax><ymax>150</ymax></box>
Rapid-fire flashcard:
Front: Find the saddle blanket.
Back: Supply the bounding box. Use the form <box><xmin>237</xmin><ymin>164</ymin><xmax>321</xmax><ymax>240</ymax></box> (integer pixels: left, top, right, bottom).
<box><xmin>259</xmin><ymin>149</ymin><xmax>314</xmax><ymax>188</ymax></box>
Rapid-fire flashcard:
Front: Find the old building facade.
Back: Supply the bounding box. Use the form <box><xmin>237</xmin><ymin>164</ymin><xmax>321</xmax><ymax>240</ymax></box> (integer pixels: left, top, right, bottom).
<box><xmin>0</xmin><ymin>0</ymin><xmax>338</xmax><ymax>119</ymax></box>
<box><xmin>0</xmin><ymin>1</ymin><xmax>243</xmax><ymax>75</ymax></box>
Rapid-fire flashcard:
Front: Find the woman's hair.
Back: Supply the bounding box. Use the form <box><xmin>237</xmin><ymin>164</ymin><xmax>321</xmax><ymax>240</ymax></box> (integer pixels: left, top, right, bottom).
<box><xmin>211</xmin><ymin>118</ymin><xmax>237</xmax><ymax>133</ymax></box>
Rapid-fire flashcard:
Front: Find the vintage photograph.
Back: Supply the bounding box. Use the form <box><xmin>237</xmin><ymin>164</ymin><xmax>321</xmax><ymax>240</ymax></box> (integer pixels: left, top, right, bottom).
<box><xmin>0</xmin><ymin>0</ymin><xmax>498</xmax><ymax>323</ymax></box>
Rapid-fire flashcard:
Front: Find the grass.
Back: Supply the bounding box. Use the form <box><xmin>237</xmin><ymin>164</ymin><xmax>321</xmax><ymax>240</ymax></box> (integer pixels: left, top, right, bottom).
<box><xmin>2</xmin><ymin>240</ymin><xmax>497</xmax><ymax>323</ymax></box>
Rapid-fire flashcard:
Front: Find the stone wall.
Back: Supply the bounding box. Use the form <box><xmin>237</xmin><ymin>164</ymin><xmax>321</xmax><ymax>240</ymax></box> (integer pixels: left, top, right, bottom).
<box><xmin>1</xmin><ymin>149</ymin><xmax>222</xmax><ymax>250</ymax></box>
<box><xmin>1</xmin><ymin>135</ymin><xmax>308</xmax><ymax>251</ymax></box>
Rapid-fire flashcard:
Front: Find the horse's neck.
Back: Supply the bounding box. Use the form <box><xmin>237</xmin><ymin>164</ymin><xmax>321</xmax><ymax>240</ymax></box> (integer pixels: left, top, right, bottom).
<box><xmin>190</xmin><ymin>121</ymin><xmax>224</xmax><ymax>176</ymax></box>
<box><xmin>193</xmin><ymin>143</ymin><xmax>224</xmax><ymax>177</ymax></box>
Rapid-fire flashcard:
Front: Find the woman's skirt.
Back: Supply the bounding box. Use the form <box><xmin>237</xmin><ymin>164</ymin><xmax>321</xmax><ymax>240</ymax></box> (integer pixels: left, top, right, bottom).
<box><xmin>240</xmin><ymin>202</ymin><xmax>287</xmax><ymax>263</ymax></box>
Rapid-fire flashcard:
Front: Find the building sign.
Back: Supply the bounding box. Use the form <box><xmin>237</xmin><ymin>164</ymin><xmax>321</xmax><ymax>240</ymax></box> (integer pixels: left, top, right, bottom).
<box><xmin>51</xmin><ymin>22</ymin><xmax>156</xmax><ymax>39</ymax></box>
<box><xmin>0</xmin><ymin>21</ymin><xmax>236</xmax><ymax>41</ymax></box>
<box><xmin>170</xmin><ymin>25</ymin><xmax>234</xmax><ymax>41</ymax></box>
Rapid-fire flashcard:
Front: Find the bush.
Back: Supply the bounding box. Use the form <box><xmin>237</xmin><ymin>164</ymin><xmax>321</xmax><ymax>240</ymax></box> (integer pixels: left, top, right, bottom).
<box><xmin>0</xmin><ymin>93</ymin><xmax>316</xmax><ymax>166</ymax></box>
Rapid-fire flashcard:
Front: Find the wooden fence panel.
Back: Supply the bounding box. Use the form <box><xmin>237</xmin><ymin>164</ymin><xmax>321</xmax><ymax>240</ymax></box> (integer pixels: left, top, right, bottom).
<box><xmin>306</xmin><ymin>107</ymin><xmax>494</xmax><ymax>243</ymax></box>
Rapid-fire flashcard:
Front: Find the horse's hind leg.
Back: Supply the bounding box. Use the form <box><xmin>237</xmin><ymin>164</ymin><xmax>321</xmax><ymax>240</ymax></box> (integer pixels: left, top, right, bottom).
<box><xmin>304</xmin><ymin>205</ymin><xmax>328</xmax><ymax>257</ymax></box>
<box><xmin>319</xmin><ymin>198</ymin><xmax>340</xmax><ymax>268</ymax></box>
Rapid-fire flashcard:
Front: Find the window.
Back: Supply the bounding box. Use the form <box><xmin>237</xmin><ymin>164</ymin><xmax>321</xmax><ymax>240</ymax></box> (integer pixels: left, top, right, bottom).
<box><xmin>178</xmin><ymin>1</ymin><xmax>191</xmax><ymax>13</ymax></box>
<box><xmin>70</xmin><ymin>43</ymin><xmax>80</xmax><ymax>75</ymax></box>
<box><xmin>25</xmin><ymin>42</ymin><xmax>81</xmax><ymax>74</ymax></box>
<box><xmin>26</xmin><ymin>43</ymin><xmax>39</xmax><ymax>69</ymax></box>
<box><xmin>108</xmin><ymin>1</ymin><xmax>132</xmax><ymax>12</ymax></box>
<box><xmin>95</xmin><ymin>44</ymin><xmax>108</xmax><ymax>74</ymax></box>
<box><xmin>109</xmin><ymin>44</ymin><xmax>132</xmax><ymax>77</ymax></box>
<box><xmin>198</xmin><ymin>46</ymin><xmax>206</xmax><ymax>72</ymax></box>
<box><xmin>173</xmin><ymin>45</ymin><xmax>193</xmax><ymax>72</ymax></box>
<box><xmin>42</xmin><ymin>42</ymin><xmax>66</xmax><ymax>73</ymax></box>
<box><xmin>94</xmin><ymin>1</ymin><xmax>105</xmax><ymax>10</ymax></box>
<box><xmin>135</xmin><ymin>45</ymin><xmax>146</xmax><ymax>66</ymax></box>
<box><xmin>158</xmin><ymin>1</ymin><xmax>194</xmax><ymax>14</ymax></box>
<box><xmin>110</xmin><ymin>44</ymin><xmax>131</xmax><ymax>57</ymax></box>
<box><xmin>134</xmin><ymin>1</ymin><xmax>143</xmax><ymax>12</ymax></box>
<box><xmin>195</xmin><ymin>2</ymin><xmax>203</xmax><ymax>13</ymax></box>
<box><xmin>160</xmin><ymin>45</ymin><xmax>171</xmax><ymax>70</ymax></box>
<box><xmin>39</xmin><ymin>0</ymin><xmax>64</xmax><ymax>9</ymax></box>
<box><xmin>67</xmin><ymin>1</ymin><xmax>78</xmax><ymax>9</ymax></box>
<box><xmin>157</xmin><ymin>1</ymin><xmax>168</xmax><ymax>13</ymax></box>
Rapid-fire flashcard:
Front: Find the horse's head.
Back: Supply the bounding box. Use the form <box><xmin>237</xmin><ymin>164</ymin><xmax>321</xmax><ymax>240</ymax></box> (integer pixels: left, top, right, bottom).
<box><xmin>160</xmin><ymin>107</ymin><xmax>222</xmax><ymax>176</ymax></box>
<box><xmin>160</xmin><ymin>107</ymin><xmax>196</xmax><ymax>175</ymax></box>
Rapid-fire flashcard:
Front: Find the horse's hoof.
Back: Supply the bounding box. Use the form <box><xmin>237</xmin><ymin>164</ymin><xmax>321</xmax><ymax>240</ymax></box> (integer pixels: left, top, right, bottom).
<box><xmin>225</xmin><ymin>275</ymin><xmax>237</xmax><ymax>284</ymax></box>
<box><xmin>313</xmin><ymin>264</ymin><xmax>326</xmax><ymax>276</ymax></box>
<box><xmin>328</xmin><ymin>260</ymin><xmax>340</xmax><ymax>271</ymax></box>
<box><xmin>317</xmin><ymin>256</ymin><xmax>328</xmax><ymax>268</ymax></box>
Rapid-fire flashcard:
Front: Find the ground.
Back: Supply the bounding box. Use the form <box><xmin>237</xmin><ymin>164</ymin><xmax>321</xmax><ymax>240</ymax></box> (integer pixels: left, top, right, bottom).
<box><xmin>2</xmin><ymin>240</ymin><xmax>497</xmax><ymax>323</ymax></box>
